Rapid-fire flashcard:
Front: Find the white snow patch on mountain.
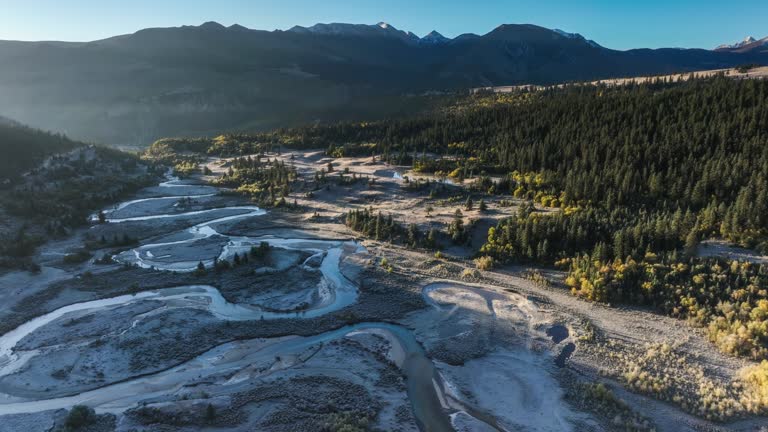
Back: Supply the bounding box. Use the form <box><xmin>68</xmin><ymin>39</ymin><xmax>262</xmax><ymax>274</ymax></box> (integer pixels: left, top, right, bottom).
<box><xmin>716</xmin><ymin>36</ymin><xmax>757</xmax><ymax>50</ymax></box>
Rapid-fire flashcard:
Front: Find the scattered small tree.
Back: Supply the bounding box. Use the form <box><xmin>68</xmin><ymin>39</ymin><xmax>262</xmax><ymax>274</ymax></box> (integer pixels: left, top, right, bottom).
<box><xmin>407</xmin><ymin>224</ymin><xmax>420</xmax><ymax>248</ymax></box>
<box><xmin>205</xmin><ymin>403</ymin><xmax>217</xmax><ymax>423</ymax></box>
<box><xmin>214</xmin><ymin>257</ymin><xmax>230</xmax><ymax>272</ymax></box>
<box><xmin>448</xmin><ymin>209</ymin><xmax>465</xmax><ymax>243</ymax></box>
<box><xmin>194</xmin><ymin>261</ymin><xmax>206</xmax><ymax>276</ymax></box>
<box><xmin>425</xmin><ymin>228</ymin><xmax>438</xmax><ymax>249</ymax></box>
<box><xmin>250</xmin><ymin>241</ymin><xmax>271</xmax><ymax>259</ymax></box>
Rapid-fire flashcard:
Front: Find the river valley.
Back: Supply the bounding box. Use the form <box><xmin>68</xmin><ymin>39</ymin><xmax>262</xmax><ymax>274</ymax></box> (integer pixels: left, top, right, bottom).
<box><xmin>3</xmin><ymin>154</ymin><xmax>764</xmax><ymax>432</ymax></box>
<box><xmin>0</xmin><ymin>170</ymin><xmax>583</xmax><ymax>432</ymax></box>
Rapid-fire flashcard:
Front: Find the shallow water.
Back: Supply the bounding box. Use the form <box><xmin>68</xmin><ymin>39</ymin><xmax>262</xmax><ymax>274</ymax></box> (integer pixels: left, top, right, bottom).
<box><xmin>1</xmin><ymin>174</ymin><xmax>360</xmax><ymax>394</ymax></box>
<box><xmin>0</xmin><ymin>322</ymin><xmax>459</xmax><ymax>432</ymax></box>
<box><xmin>0</xmin><ymin>175</ymin><xmax>520</xmax><ymax>431</ymax></box>
<box><xmin>546</xmin><ymin>324</ymin><xmax>570</xmax><ymax>344</ymax></box>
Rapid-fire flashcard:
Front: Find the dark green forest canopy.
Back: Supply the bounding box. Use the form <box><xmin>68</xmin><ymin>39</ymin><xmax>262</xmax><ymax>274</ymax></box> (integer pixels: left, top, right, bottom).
<box><xmin>147</xmin><ymin>77</ymin><xmax>768</xmax><ymax>362</ymax></box>
<box><xmin>170</xmin><ymin>77</ymin><xmax>768</xmax><ymax>212</ymax></box>
<box><xmin>154</xmin><ymin>78</ymin><xmax>768</xmax><ymax>257</ymax></box>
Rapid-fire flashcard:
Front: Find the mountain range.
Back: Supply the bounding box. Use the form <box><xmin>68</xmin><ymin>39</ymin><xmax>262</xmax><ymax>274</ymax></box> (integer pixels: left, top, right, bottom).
<box><xmin>0</xmin><ymin>21</ymin><xmax>766</xmax><ymax>146</ymax></box>
<box><xmin>715</xmin><ymin>36</ymin><xmax>768</xmax><ymax>53</ymax></box>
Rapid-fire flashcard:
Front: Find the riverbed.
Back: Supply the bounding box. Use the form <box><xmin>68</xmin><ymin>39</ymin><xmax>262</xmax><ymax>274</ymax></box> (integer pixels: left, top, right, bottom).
<box><xmin>0</xmin><ymin>173</ymin><xmax>580</xmax><ymax>432</ymax></box>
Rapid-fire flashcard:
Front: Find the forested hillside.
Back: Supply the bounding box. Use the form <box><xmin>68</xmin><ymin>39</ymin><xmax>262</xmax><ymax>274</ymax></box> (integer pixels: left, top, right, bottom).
<box><xmin>171</xmin><ymin>76</ymin><xmax>768</xmax><ymax>252</ymax></box>
<box><xmin>0</xmin><ymin>119</ymin><xmax>82</xmax><ymax>181</ymax></box>
<box><xmin>0</xmin><ymin>121</ymin><xmax>160</xmax><ymax>270</ymax></box>
<box><xmin>156</xmin><ymin>75</ymin><xmax>768</xmax><ymax>360</ymax></box>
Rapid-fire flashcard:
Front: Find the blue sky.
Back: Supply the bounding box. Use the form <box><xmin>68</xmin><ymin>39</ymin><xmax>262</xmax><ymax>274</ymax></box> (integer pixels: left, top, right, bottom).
<box><xmin>0</xmin><ymin>0</ymin><xmax>765</xmax><ymax>50</ymax></box>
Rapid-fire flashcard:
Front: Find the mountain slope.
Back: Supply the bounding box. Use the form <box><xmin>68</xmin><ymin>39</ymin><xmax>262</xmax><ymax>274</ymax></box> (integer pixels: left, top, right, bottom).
<box><xmin>0</xmin><ymin>119</ymin><xmax>83</xmax><ymax>181</ymax></box>
<box><xmin>0</xmin><ymin>22</ymin><xmax>766</xmax><ymax>146</ymax></box>
<box><xmin>420</xmin><ymin>31</ymin><xmax>450</xmax><ymax>45</ymax></box>
<box><xmin>716</xmin><ymin>36</ymin><xmax>768</xmax><ymax>53</ymax></box>
<box><xmin>716</xmin><ymin>36</ymin><xmax>758</xmax><ymax>50</ymax></box>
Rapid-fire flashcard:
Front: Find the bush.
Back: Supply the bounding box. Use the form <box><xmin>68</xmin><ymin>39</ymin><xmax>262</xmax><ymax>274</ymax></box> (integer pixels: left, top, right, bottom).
<box><xmin>474</xmin><ymin>255</ymin><xmax>494</xmax><ymax>270</ymax></box>
<box><xmin>205</xmin><ymin>403</ymin><xmax>216</xmax><ymax>423</ymax></box>
<box><xmin>740</xmin><ymin>361</ymin><xmax>768</xmax><ymax>414</ymax></box>
<box><xmin>250</xmin><ymin>241</ymin><xmax>271</xmax><ymax>259</ymax></box>
<box><xmin>461</xmin><ymin>268</ymin><xmax>481</xmax><ymax>280</ymax></box>
<box><xmin>322</xmin><ymin>411</ymin><xmax>370</xmax><ymax>432</ymax></box>
<box><xmin>379</xmin><ymin>257</ymin><xmax>393</xmax><ymax>273</ymax></box>
<box><xmin>567</xmin><ymin>382</ymin><xmax>653</xmax><ymax>431</ymax></box>
<box><xmin>65</xmin><ymin>405</ymin><xmax>96</xmax><ymax>430</ymax></box>
<box><xmin>524</xmin><ymin>269</ymin><xmax>551</xmax><ymax>287</ymax></box>
<box><xmin>736</xmin><ymin>64</ymin><xmax>760</xmax><ymax>73</ymax></box>
<box><xmin>94</xmin><ymin>254</ymin><xmax>113</xmax><ymax>265</ymax></box>
<box><xmin>194</xmin><ymin>261</ymin><xmax>206</xmax><ymax>276</ymax></box>
<box><xmin>63</xmin><ymin>249</ymin><xmax>93</xmax><ymax>264</ymax></box>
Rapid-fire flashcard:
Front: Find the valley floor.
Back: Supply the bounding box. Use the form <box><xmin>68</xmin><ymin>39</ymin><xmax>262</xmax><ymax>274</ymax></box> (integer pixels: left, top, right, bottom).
<box><xmin>0</xmin><ymin>153</ymin><xmax>765</xmax><ymax>432</ymax></box>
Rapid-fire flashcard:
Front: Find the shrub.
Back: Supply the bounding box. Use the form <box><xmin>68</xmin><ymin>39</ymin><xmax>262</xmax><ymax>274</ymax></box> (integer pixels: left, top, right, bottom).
<box><xmin>205</xmin><ymin>403</ymin><xmax>216</xmax><ymax>423</ymax></box>
<box><xmin>524</xmin><ymin>270</ymin><xmax>551</xmax><ymax>287</ymax></box>
<box><xmin>474</xmin><ymin>255</ymin><xmax>494</xmax><ymax>270</ymax></box>
<box><xmin>736</xmin><ymin>64</ymin><xmax>759</xmax><ymax>73</ymax></box>
<box><xmin>461</xmin><ymin>268</ymin><xmax>481</xmax><ymax>279</ymax></box>
<box><xmin>379</xmin><ymin>257</ymin><xmax>393</xmax><ymax>273</ymax></box>
<box><xmin>63</xmin><ymin>249</ymin><xmax>93</xmax><ymax>264</ymax></box>
<box><xmin>65</xmin><ymin>405</ymin><xmax>96</xmax><ymax>430</ymax></box>
<box><xmin>323</xmin><ymin>411</ymin><xmax>370</xmax><ymax>432</ymax></box>
<box><xmin>250</xmin><ymin>241</ymin><xmax>271</xmax><ymax>259</ymax></box>
<box><xmin>567</xmin><ymin>382</ymin><xmax>653</xmax><ymax>431</ymax></box>
<box><xmin>94</xmin><ymin>254</ymin><xmax>113</xmax><ymax>265</ymax></box>
<box><xmin>194</xmin><ymin>261</ymin><xmax>206</xmax><ymax>276</ymax></box>
<box><xmin>478</xmin><ymin>199</ymin><xmax>488</xmax><ymax>212</ymax></box>
<box><xmin>740</xmin><ymin>361</ymin><xmax>768</xmax><ymax>414</ymax></box>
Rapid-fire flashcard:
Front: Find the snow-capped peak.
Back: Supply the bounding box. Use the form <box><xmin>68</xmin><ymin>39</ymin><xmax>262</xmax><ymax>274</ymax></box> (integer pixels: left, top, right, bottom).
<box><xmin>288</xmin><ymin>22</ymin><xmax>420</xmax><ymax>44</ymax></box>
<box><xmin>716</xmin><ymin>36</ymin><xmax>757</xmax><ymax>50</ymax></box>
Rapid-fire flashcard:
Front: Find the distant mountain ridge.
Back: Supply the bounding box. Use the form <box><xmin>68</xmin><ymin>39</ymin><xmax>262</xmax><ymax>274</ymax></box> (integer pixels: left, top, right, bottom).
<box><xmin>0</xmin><ymin>21</ymin><xmax>766</xmax><ymax>146</ymax></box>
<box><xmin>420</xmin><ymin>30</ymin><xmax>450</xmax><ymax>45</ymax></box>
<box><xmin>717</xmin><ymin>36</ymin><xmax>758</xmax><ymax>50</ymax></box>
<box><xmin>288</xmin><ymin>22</ymin><xmax>421</xmax><ymax>43</ymax></box>
<box><xmin>715</xmin><ymin>36</ymin><xmax>768</xmax><ymax>53</ymax></box>
<box><xmin>289</xmin><ymin>22</ymin><xmax>460</xmax><ymax>46</ymax></box>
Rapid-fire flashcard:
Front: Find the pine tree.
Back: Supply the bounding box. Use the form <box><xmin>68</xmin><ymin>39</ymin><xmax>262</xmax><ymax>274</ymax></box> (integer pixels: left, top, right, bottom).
<box><xmin>195</xmin><ymin>261</ymin><xmax>206</xmax><ymax>276</ymax></box>
<box><xmin>684</xmin><ymin>229</ymin><xmax>700</xmax><ymax>257</ymax></box>
<box><xmin>205</xmin><ymin>403</ymin><xmax>216</xmax><ymax>423</ymax></box>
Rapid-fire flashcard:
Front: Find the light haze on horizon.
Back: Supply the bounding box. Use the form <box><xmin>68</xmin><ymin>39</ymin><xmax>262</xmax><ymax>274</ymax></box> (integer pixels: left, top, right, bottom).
<box><xmin>0</xmin><ymin>0</ymin><xmax>766</xmax><ymax>50</ymax></box>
